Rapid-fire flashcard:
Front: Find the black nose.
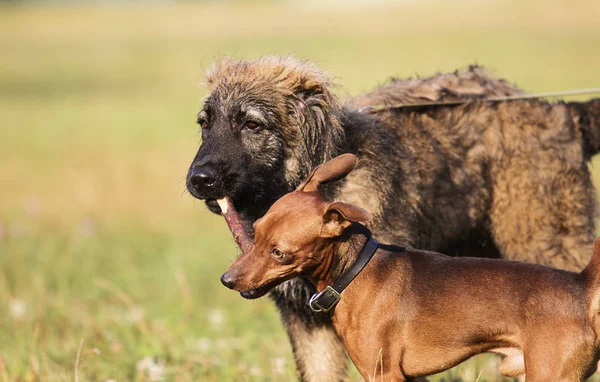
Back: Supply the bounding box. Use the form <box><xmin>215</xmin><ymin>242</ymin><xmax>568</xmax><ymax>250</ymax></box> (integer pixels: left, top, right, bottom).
<box><xmin>189</xmin><ymin>166</ymin><xmax>217</xmax><ymax>193</ymax></box>
<box><xmin>220</xmin><ymin>273</ymin><xmax>236</xmax><ymax>289</ymax></box>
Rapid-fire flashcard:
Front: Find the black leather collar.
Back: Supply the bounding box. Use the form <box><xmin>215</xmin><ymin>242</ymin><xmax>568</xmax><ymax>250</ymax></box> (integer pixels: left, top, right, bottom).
<box><xmin>309</xmin><ymin>236</ymin><xmax>379</xmax><ymax>313</ymax></box>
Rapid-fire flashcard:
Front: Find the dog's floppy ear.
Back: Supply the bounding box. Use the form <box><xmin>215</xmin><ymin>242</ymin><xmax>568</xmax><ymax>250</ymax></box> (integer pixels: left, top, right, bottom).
<box><xmin>297</xmin><ymin>154</ymin><xmax>357</xmax><ymax>192</ymax></box>
<box><xmin>320</xmin><ymin>201</ymin><xmax>373</xmax><ymax>238</ymax></box>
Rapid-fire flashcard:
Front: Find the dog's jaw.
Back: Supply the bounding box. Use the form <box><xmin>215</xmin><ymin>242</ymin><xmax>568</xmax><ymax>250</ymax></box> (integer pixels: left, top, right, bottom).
<box><xmin>204</xmin><ymin>199</ymin><xmax>222</xmax><ymax>214</ymax></box>
<box><xmin>239</xmin><ymin>283</ymin><xmax>274</xmax><ymax>299</ymax></box>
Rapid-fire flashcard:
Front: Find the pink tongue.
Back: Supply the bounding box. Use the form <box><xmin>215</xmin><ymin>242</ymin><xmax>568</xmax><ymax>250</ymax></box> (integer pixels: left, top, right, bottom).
<box><xmin>217</xmin><ymin>197</ymin><xmax>253</xmax><ymax>254</ymax></box>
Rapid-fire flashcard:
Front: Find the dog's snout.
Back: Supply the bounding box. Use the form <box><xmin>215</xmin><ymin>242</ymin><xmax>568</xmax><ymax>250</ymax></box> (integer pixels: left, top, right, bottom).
<box><xmin>189</xmin><ymin>166</ymin><xmax>217</xmax><ymax>192</ymax></box>
<box><xmin>220</xmin><ymin>272</ymin><xmax>237</xmax><ymax>289</ymax></box>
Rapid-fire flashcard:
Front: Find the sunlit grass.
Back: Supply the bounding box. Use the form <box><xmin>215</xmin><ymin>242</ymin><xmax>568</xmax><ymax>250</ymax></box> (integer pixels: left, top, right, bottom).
<box><xmin>1</xmin><ymin>1</ymin><xmax>600</xmax><ymax>380</ymax></box>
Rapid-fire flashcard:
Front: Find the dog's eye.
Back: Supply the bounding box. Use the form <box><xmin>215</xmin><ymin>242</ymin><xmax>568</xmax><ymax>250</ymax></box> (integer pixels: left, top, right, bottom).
<box><xmin>197</xmin><ymin>111</ymin><xmax>209</xmax><ymax>130</ymax></box>
<box><xmin>243</xmin><ymin>121</ymin><xmax>263</xmax><ymax>132</ymax></box>
<box><xmin>271</xmin><ymin>248</ymin><xmax>285</xmax><ymax>259</ymax></box>
<box><xmin>197</xmin><ymin>118</ymin><xmax>209</xmax><ymax>130</ymax></box>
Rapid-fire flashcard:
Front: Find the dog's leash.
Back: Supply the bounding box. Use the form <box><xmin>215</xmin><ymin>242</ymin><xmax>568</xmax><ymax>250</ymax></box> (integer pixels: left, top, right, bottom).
<box><xmin>357</xmin><ymin>87</ymin><xmax>600</xmax><ymax>114</ymax></box>
<box><xmin>309</xmin><ymin>236</ymin><xmax>380</xmax><ymax>313</ymax></box>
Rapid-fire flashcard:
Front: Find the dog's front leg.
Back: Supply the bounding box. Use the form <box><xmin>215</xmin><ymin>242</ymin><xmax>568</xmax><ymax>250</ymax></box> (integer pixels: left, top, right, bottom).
<box><xmin>270</xmin><ymin>277</ymin><xmax>348</xmax><ymax>382</ymax></box>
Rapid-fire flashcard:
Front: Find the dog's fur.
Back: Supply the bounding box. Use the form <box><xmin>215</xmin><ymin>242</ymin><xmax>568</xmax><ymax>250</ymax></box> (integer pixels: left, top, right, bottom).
<box><xmin>187</xmin><ymin>56</ymin><xmax>600</xmax><ymax>381</ymax></box>
<box><xmin>221</xmin><ymin>153</ymin><xmax>600</xmax><ymax>381</ymax></box>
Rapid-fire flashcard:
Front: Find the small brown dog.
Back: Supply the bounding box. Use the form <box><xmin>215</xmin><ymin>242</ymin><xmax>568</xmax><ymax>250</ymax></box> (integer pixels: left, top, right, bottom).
<box><xmin>220</xmin><ymin>154</ymin><xmax>600</xmax><ymax>381</ymax></box>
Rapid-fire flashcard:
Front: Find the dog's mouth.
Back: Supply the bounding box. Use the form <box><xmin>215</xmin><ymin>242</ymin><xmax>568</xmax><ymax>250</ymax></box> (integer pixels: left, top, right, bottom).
<box><xmin>197</xmin><ymin>175</ymin><xmax>243</xmax><ymax>214</ymax></box>
<box><xmin>239</xmin><ymin>283</ymin><xmax>274</xmax><ymax>299</ymax></box>
<box><xmin>205</xmin><ymin>199</ymin><xmax>222</xmax><ymax>214</ymax></box>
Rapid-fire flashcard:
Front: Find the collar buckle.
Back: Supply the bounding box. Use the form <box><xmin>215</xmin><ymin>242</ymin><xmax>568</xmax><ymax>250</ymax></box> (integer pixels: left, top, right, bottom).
<box><xmin>309</xmin><ymin>286</ymin><xmax>341</xmax><ymax>313</ymax></box>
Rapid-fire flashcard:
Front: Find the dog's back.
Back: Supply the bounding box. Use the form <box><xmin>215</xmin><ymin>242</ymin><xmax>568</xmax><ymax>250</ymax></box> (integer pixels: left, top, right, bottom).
<box><xmin>344</xmin><ymin>66</ymin><xmax>523</xmax><ymax>110</ymax></box>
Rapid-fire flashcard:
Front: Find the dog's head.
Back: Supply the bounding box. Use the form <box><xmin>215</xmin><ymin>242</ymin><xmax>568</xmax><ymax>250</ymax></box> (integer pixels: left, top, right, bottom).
<box><xmin>220</xmin><ymin>154</ymin><xmax>372</xmax><ymax>299</ymax></box>
<box><xmin>186</xmin><ymin>56</ymin><xmax>343</xmax><ymax>217</ymax></box>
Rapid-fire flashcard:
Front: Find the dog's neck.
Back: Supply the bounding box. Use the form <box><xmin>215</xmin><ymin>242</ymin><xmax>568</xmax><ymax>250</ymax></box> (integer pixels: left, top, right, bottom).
<box><xmin>310</xmin><ymin>223</ymin><xmax>371</xmax><ymax>292</ymax></box>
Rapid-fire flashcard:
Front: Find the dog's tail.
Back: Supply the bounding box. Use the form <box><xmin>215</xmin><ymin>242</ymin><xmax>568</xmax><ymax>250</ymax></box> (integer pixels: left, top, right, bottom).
<box><xmin>568</xmin><ymin>98</ymin><xmax>600</xmax><ymax>159</ymax></box>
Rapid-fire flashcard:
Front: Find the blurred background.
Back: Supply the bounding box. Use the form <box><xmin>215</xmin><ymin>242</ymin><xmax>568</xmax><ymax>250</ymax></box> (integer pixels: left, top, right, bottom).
<box><xmin>1</xmin><ymin>0</ymin><xmax>600</xmax><ymax>380</ymax></box>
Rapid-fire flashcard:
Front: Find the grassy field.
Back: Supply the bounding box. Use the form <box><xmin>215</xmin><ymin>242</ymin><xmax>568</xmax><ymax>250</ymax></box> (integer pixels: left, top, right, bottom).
<box><xmin>1</xmin><ymin>0</ymin><xmax>600</xmax><ymax>380</ymax></box>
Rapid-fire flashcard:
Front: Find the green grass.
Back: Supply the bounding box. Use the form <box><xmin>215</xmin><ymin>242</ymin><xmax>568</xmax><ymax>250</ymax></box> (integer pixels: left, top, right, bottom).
<box><xmin>1</xmin><ymin>1</ymin><xmax>600</xmax><ymax>380</ymax></box>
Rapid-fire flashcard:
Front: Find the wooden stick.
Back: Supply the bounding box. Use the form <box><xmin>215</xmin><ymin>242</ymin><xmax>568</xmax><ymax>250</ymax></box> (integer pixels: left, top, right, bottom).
<box><xmin>217</xmin><ymin>197</ymin><xmax>253</xmax><ymax>254</ymax></box>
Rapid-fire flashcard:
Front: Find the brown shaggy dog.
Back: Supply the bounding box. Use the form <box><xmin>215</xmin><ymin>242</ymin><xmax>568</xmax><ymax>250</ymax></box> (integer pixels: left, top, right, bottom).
<box><xmin>186</xmin><ymin>56</ymin><xmax>600</xmax><ymax>381</ymax></box>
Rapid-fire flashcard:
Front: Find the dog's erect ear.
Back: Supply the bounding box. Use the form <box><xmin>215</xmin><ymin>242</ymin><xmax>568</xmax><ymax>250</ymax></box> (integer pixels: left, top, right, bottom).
<box><xmin>594</xmin><ymin>238</ymin><xmax>600</xmax><ymax>258</ymax></box>
<box><xmin>320</xmin><ymin>201</ymin><xmax>373</xmax><ymax>238</ymax></box>
<box><xmin>297</xmin><ymin>154</ymin><xmax>357</xmax><ymax>192</ymax></box>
